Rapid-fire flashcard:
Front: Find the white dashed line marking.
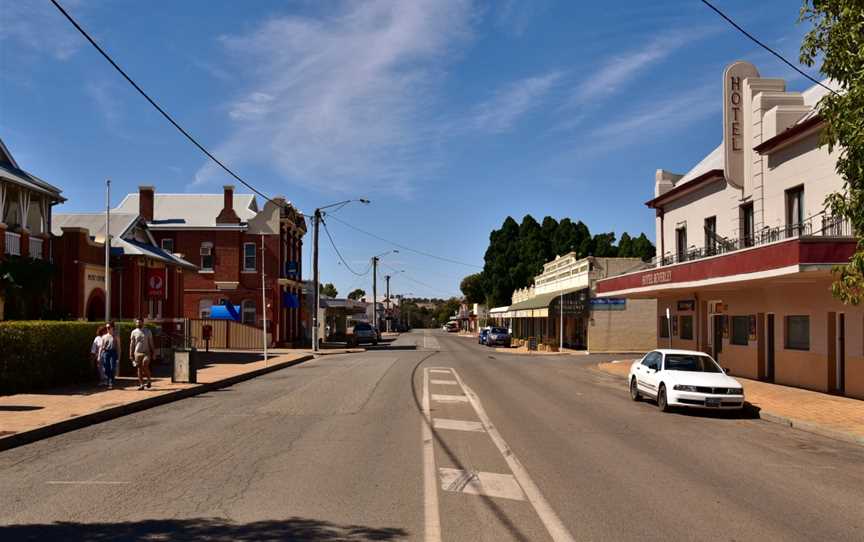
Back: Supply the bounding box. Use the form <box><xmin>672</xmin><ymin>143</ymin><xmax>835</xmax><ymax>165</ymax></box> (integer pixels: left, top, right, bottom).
<box><xmin>422</xmin><ymin>368</ymin><xmax>442</xmax><ymax>542</ymax></box>
<box><xmin>433</xmin><ymin>418</ymin><xmax>486</xmax><ymax>432</ymax></box>
<box><xmin>431</xmin><ymin>394</ymin><xmax>469</xmax><ymax>403</ymax></box>
<box><xmin>439</xmin><ymin>468</ymin><xmax>526</xmax><ymax>501</ymax></box>
<box><xmin>430</xmin><ymin>369</ymin><xmax>451</xmax><ymax>374</ymax></box>
<box><xmin>430</xmin><ymin>379</ymin><xmax>459</xmax><ymax>385</ymax></box>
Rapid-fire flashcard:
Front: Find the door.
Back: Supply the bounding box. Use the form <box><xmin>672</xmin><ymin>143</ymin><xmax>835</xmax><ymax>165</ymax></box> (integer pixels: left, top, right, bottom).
<box><xmin>713</xmin><ymin>315</ymin><xmax>724</xmax><ymax>362</ymax></box>
<box><xmin>636</xmin><ymin>351</ymin><xmax>661</xmax><ymax>397</ymax></box>
<box><xmin>837</xmin><ymin>313</ymin><xmax>846</xmax><ymax>394</ymax></box>
<box><xmin>766</xmin><ymin>314</ymin><xmax>775</xmax><ymax>383</ymax></box>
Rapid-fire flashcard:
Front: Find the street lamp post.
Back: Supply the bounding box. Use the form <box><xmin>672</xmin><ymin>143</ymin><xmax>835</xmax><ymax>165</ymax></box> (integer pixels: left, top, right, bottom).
<box><xmin>311</xmin><ymin>198</ymin><xmax>370</xmax><ymax>353</ymax></box>
<box><xmin>370</xmin><ymin>250</ymin><xmax>398</xmax><ymax>331</ymax></box>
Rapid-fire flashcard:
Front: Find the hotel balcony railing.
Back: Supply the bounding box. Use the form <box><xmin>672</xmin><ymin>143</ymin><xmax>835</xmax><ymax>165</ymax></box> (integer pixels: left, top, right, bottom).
<box><xmin>5</xmin><ymin>231</ymin><xmax>21</xmax><ymax>256</ymax></box>
<box><xmin>29</xmin><ymin>237</ymin><xmax>43</xmax><ymax>260</ymax></box>
<box><xmin>655</xmin><ymin>213</ymin><xmax>854</xmax><ymax>268</ymax></box>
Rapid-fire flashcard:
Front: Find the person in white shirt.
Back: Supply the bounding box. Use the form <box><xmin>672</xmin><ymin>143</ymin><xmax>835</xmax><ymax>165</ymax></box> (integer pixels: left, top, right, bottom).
<box><xmin>91</xmin><ymin>326</ymin><xmax>106</xmax><ymax>385</ymax></box>
<box><xmin>129</xmin><ymin>318</ymin><xmax>155</xmax><ymax>390</ymax></box>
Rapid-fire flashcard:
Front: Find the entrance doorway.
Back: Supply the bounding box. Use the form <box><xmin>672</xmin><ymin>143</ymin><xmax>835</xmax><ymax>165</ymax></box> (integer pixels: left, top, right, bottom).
<box><xmin>712</xmin><ymin>315</ymin><xmax>724</xmax><ymax>362</ymax></box>
<box><xmin>766</xmin><ymin>314</ymin><xmax>775</xmax><ymax>383</ymax></box>
<box><xmin>837</xmin><ymin>313</ymin><xmax>846</xmax><ymax>394</ymax></box>
<box><xmin>86</xmin><ymin>289</ymin><xmax>106</xmax><ymax>322</ymax></box>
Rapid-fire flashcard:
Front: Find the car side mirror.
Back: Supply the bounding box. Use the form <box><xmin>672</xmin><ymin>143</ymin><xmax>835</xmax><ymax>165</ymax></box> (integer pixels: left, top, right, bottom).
<box><xmin>722</xmin><ymin>367</ymin><xmax>731</xmax><ymax>374</ymax></box>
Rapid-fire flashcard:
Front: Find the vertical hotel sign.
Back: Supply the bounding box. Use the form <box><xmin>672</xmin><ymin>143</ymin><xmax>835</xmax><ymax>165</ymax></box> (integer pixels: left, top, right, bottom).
<box><xmin>722</xmin><ymin>61</ymin><xmax>759</xmax><ymax>189</ymax></box>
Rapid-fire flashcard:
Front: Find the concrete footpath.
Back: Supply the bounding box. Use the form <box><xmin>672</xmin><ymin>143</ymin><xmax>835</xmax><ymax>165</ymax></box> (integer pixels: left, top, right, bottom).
<box><xmin>596</xmin><ymin>360</ymin><xmax>864</xmax><ymax>446</ymax></box>
<box><xmin>0</xmin><ymin>351</ymin><xmax>324</xmax><ymax>452</ymax></box>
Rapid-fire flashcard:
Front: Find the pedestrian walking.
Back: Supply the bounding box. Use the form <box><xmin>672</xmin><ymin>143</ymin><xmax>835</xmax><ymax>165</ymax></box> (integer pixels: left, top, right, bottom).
<box><xmin>99</xmin><ymin>322</ymin><xmax>119</xmax><ymax>389</ymax></box>
<box><xmin>91</xmin><ymin>326</ymin><xmax>107</xmax><ymax>385</ymax></box>
<box><xmin>130</xmin><ymin>318</ymin><xmax>155</xmax><ymax>390</ymax></box>
<box><xmin>108</xmin><ymin>320</ymin><xmax>121</xmax><ymax>381</ymax></box>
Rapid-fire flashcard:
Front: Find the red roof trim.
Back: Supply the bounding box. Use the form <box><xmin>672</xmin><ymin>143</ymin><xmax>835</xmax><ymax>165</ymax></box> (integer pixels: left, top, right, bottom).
<box><xmin>644</xmin><ymin>169</ymin><xmax>724</xmax><ymax>209</ymax></box>
<box><xmin>753</xmin><ymin>115</ymin><xmax>823</xmax><ymax>154</ymax></box>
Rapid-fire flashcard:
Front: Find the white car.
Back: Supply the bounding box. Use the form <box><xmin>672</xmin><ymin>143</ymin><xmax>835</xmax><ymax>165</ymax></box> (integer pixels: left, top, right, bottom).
<box><xmin>628</xmin><ymin>349</ymin><xmax>745</xmax><ymax>412</ymax></box>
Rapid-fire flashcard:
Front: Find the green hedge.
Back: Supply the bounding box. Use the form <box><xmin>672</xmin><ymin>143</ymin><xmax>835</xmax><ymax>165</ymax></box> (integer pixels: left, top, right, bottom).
<box><xmin>0</xmin><ymin>321</ymin><xmax>150</xmax><ymax>395</ymax></box>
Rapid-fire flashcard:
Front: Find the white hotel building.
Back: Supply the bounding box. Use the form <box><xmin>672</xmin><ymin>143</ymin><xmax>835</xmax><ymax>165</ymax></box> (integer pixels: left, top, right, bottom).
<box><xmin>597</xmin><ymin>62</ymin><xmax>862</xmax><ymax>399</ymax></box>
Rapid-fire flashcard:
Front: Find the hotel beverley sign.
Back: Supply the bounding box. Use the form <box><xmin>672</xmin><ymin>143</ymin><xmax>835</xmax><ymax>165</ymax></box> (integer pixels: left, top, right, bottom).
<box><xmin>641</xmin><ymin>270</ymin><xmax>672</xmax><ymax>286</ymax></box>
<box><xmin>722</xmin><ymin>61</ymin><xmax>759</xmax><ymax>189</ymax></box>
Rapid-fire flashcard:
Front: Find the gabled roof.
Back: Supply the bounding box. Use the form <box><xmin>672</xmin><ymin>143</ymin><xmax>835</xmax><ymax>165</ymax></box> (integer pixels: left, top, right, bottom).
<box><xmin>114</xmin><ymin>193</ymin><xmax>258</xmax><ymax>228</ymax></box>
<box><xmin>53</xmin><ymin>212</ymin><xmax>139</xmax><ymax>241</ymax></box>
<box><xmin>0</xmin><ymin>137</ymin><xmax>65</xmax><ymax>202</ymax></box>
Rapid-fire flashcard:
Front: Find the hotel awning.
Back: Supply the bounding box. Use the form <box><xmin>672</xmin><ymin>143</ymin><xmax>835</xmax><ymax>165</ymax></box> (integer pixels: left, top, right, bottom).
<box><xmin>503</xmin><ymin>287</ymin><xmax>589</xmax><ymax>318</ymax></box>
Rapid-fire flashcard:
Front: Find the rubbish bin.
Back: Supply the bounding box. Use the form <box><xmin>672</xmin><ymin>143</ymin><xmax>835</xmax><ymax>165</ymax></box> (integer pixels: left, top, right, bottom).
<box><xmin>173</xmin><ymin>347</ymin><xmax>198</xmax><ymax>383</ymax></box>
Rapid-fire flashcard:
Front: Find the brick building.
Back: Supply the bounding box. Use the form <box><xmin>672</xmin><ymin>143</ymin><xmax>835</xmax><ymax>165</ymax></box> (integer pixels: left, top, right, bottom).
<box><xmin>114</xmin><ymin>185</ymin><xmax>306</xmax><ymax>346</ymax></box>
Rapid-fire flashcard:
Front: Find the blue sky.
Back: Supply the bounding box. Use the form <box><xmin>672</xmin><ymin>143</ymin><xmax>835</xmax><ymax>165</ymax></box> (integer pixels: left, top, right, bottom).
<box><xmin>0</xmin><ymin>0</ymin><xmax>821</xmax><ymax>299</ymax></box>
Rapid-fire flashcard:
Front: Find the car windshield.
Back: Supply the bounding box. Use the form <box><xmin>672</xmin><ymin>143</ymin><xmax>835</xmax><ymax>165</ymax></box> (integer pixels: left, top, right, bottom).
<box><xmin>491</xmin><ymin>327</ymin><xmax>508</xmax><ymax>334</ymax></box>
<box><xmin>664</xmin><ymin>354</ymin><xmax>722</xmax><ymax>373</ymax></box>
<box><xmin>354</xmin><ymin>323</ymin><xmax>372</xmax><ymax>331</ymax></box>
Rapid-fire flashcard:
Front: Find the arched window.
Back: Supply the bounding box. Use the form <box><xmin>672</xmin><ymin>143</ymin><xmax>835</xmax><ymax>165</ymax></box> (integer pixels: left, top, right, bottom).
<box><xmin>199</xmin><ymin>299</ymin><xmax>213</xmax><ymax>318</ymax></box>
<box><xmin>242</xmin><ymin>300</ymin><xmax>256</xmax><ymax>325</ymax></box>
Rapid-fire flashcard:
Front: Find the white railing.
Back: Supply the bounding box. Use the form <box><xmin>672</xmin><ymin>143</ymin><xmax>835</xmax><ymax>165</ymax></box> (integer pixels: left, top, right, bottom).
<box><xmin>29</xmin><ymin>236</ymin><xmax>43</xmax><ymax>259</ymax></box>
<box><xmin>5</xmin><ymin>231</ymin><xmax>20</xmax><ymax>256</ymax></box>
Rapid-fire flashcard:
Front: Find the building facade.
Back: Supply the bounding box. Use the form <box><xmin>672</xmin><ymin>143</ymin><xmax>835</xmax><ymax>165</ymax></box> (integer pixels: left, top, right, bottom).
<box><xmin>115</xmin><ymin>185</ymin><xmax>307</xmax><ymax>347</ymax></box>
<box><xmin>492</xmin><ymin>254</ymin><xmax>656</xmax><ymax>353</ymax></box>
<box><xmin>596</xmin><ymin>62</ymin><xmax>863</xmax><ymax>399</ymax></box>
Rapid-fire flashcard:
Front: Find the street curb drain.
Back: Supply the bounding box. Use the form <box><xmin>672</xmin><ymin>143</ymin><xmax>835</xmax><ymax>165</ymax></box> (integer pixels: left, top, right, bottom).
<box><xmin>590</xmin><ymin>365</ymin><xmax>864</xmax><ymax>448</ymax></box>
<box><xmin>0</xmin><ymin>354</ymin><xmax>315</xmax><ymax>453</ymax></box>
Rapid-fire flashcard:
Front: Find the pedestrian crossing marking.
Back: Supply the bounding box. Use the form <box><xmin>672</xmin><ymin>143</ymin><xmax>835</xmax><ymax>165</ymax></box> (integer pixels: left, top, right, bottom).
<box><xmin>439</xmin><ymin>468</ymin><xmax>525</xmax><ymax>501</ymax></box>
<box><xmin>433</xmin><ymin>418</ymin><xmax>485</xmax><ymax>432</ymax></box>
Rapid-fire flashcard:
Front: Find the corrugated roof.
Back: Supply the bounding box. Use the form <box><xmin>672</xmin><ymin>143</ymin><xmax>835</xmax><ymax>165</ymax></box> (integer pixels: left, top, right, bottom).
<box><xmin>53</xmin><ymin>212</ymin><xmax>138</xmax><ymax>241</ymax></box>
<box><xmin>508</xmin><ymin>286</ymin><xmax>588</xmax><ymax>311</ymax></box>
<box><xmin>114</xmin><ymin>193</ymin><xmax>258</xmax><ymax>227</ymax></box>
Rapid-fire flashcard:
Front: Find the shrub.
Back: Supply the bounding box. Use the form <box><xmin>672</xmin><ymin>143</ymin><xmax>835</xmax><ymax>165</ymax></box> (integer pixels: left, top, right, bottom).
<box><xmin>0</xmin><ymin>320</ymin><xmax>149</xmax><ymax>395</ymax></box>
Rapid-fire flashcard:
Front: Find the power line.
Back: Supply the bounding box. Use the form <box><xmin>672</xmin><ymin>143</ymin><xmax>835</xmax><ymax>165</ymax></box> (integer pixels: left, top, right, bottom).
<box><xmin>382</xmin><ymin>263</ymin><xmax>458</xmax><ymax>297</ymax></box>
<box><xmin>327</xmin><ymin>215</ymin><xmax>483</xmax><ymax>270</ymax></box>
<box><xmin>49</xmin><ymin>0</ymin><xmax>284</xmax><ymax>206</ymax></box>
<box><xmin>700</xmin><ymin>0</ymin><xmax>838</xmax><ymax>96</ymax></box>
<box><xmin>321</xmin><ymin>219</ymin><xmax>372</xmax><ymax>277</ymax></box>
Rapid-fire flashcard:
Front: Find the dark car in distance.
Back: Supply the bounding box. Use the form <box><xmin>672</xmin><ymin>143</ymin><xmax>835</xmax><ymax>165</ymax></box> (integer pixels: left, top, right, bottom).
<box><xmin>485</xmin><ymin>327</ymin><xmax>511</xmax><ymax>347</ymax></box>
<box><xmin>348</xmin><ymin>322</ymin><xmax>378</xmax><ymax>346</ymax></box>
<box><xmin>479</xmin><ymin>328</ymin><xmax>490</xmax><ymax>345</ymax></box>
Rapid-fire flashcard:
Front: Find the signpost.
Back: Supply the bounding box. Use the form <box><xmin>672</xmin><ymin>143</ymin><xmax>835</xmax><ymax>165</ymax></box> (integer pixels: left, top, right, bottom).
<box><xmin>665</xmin><ymin>307</ymin><xmax>672</xmax><ymax>349</ymax></box>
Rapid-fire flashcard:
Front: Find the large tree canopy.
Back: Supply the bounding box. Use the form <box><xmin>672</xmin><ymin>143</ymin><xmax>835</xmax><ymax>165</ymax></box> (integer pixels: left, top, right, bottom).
<box><xmin>319</xmin><ymin>283</ymin><xmax>338</xmax><ymax>298</ymax></box>
<box><xmin>476</xmin><ymin>215</ymin><xmax>655</xmax><ymax>307</ymax></box>
<box><xmin>460</xmin><ymin>273</ymin><xmax>485</xmax><ymax>304</ymax></box>
<box><xmin>347</xmin><ymin>288</ymin><xmax>366</xmax><ymax>300</ymax></box>
<box><xmin>800</xmin><ymin>0</ymin><xmax>864</xmax><ymax>304</ymax></box>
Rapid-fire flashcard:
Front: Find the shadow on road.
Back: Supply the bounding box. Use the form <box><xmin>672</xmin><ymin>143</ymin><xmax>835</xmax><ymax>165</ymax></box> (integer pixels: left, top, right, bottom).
<box><xmin>0</xmin><ymin>516</ymin><xmax>409</xmax><ymax>541</ymax></box>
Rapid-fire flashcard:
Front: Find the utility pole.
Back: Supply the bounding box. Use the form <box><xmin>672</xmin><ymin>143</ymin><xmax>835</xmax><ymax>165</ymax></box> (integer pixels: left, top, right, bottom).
<box><xmin>104</xmin><ymin>179</ymin><xmax>111</xmax><ymax>321</ymax></box>
<box><xmin>312</xmin><ymin>209</ymin><xmax>321</xmax><ymax>353</ymax></box>
<box><xmin>261</xmin><ymin>233</ymin><xmax>268</xmax><ymax>365</ymax></box>
<box><xmin>385</xmin><ymin>274</ymin><xmax>391</xmax><ymax>332</ymax></box>
<box><xmin>372</xmin><ymin>256</ymin><xmax>378</xmax><ymax>330</ymax></box>
<box><xmin>559</xmin><ymin>290</ymin><xmax>564</xmax><ymax>352</ymax></box>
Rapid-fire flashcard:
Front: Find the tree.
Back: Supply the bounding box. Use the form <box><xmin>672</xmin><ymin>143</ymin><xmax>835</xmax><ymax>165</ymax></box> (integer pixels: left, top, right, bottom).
<box><xmin>631</xmin><ymin>233</ymin><xmax>657</xmax><ymax>262</ymax></box>
<box><xmin>617</xmin><ymin>232</ymin><xmax>634</xmax><ymax>257</ymax></box>
<box><xmin>319</xmin><ymin>283</ymin><xmax>338</xmax><ymax>298</ymax></box>
<box><xmin>591</xmin><ymin>232</ymin><xmax>618</xmax><ymax>257</ymax></box>
<box><xmin>800</xmin><ymin>1</ymin><xmax>864</xmax><ymax>304</ymax></box>
<box><xmin>347</xmin><ymin>288</ymin><xmax>366</xmax><ymax>300</ymax></box>
<box><xmin>460</xmin><ymin>273</ymin><xmax>485</xmax><ymax>304</ymax></box>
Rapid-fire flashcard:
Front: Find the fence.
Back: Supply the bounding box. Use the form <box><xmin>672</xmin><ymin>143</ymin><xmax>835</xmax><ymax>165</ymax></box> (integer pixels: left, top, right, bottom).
<box><xmin>187</xmin><ymin>318</ymin><xmax>267</xmax><ymax>350</ymax></box>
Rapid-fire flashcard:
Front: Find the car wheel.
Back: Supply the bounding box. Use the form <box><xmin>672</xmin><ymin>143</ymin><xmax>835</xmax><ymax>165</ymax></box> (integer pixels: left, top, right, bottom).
<box><xmin>658</xmin><ymin>384</ymin><xmax>670</xmax><ymax>412</ymax></box>
<box><xmin>373</xmin><ymin>340</ymin><xmax>378</xmax><ymax>346</ymax></box>
<box><xmin>629</xmin><ymin>377</ymin><xmax>641</xmax><ymax>401</ymax></box>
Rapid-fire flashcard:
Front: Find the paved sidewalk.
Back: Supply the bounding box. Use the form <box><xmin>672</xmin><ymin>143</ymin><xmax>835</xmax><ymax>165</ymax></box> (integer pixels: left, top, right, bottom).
<box><xmin>596</xmin><ymin>360</ymin><xmax>864</xmax><ymax>445</ymax></box>
<box><xmin>0</xmin><ymin>351</ymin><xmax>314</xmax><ymax>451</ymax></box>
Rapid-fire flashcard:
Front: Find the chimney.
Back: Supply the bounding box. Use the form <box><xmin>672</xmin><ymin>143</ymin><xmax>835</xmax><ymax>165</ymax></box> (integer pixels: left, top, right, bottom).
<box><xmin>139</xmin><ymin>186</ymin><xmax>155</xmax><ymax>222</ymax></box>
<box><xmin>216</xmin><ymin>185</ymin><xmax>240</xmax><ymax>224</ymax></box>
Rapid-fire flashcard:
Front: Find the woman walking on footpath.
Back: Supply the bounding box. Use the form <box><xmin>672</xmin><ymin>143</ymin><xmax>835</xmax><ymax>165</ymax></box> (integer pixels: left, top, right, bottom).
<box><xmin>130</xmin><ymin>318</ymin><xmax>155</xmax><ymax>390</ymax></box>
<box><xmin>91</xmin><ymin>326</ymin><xmax>107</xmax><ymax>385</ymax></box>
<box><xmin>99</xmin><ymin>323</ymin><xmax>119</xmax><ymax>389</ymax></box>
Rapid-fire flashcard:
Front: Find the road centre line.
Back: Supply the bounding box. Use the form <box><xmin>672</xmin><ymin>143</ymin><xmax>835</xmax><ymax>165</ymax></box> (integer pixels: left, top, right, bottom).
<box><xmin>450</xmin><ymin>368</ymin><xmax>576</xmax><ymax>542</ymax></box>
<box><xmin>433</xmin><ymin>418</ymin><xmax>485</xmax><ymax>432</ymax></box>
<box><xmin>422</xmin><ymin>368</ymin><xmax>442</xmax><ymax>542</ymax></box>
<box><xmin>431</xmin><ymin>394</ymin><xmax>469</xmax><ymax>403</ymax></box>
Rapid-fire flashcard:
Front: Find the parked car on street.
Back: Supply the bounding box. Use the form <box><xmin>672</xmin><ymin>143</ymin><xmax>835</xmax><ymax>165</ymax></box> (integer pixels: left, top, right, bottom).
<box><xmin>445</xmin><ymin>321</ymin><xmax>459</xmax><ymax>333</ymax></box>
<box><xmin>485</xmin><ymin>327</ymin><xmax>511</xmax><ymax>347</ymax></box>
<box><xmin>478</xmin><ymin>327</ymin><xmax>490</xmax><ymax>345</ymax></box>
<box><xmin>347</xmin><ymin>322</ymin><xmax>378</xmax><ymax>346</ymax></box>
<box><xmin>628</xmin><ymin>349</ymin><xmax>744</xmax><ymax>412</ymax></box>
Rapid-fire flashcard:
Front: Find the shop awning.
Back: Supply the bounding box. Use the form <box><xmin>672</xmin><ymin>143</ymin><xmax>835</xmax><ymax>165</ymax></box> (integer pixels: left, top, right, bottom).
<box><xmin>503</xmin><ymin>287</ymin><xmax>588</xmax><ymax>318</ymax></box>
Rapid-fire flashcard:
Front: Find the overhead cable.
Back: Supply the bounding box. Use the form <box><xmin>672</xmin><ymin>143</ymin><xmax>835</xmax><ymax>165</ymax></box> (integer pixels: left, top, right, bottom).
<box><xmin>321</xmin><ymin>219</ymin><xmax>372</xmax><ymax>277</ymax></box>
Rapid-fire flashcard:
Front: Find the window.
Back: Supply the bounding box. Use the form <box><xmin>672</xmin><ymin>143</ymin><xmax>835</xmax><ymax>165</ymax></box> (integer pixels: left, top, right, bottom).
<box><xmin>704</xmin><ymin>216</ymin><xmax>717</xmax><ymax>254</ymax></box>
<box><xmin>161</xmin><ymin>238</ymin><xmax>174</xmax><ymax>253</ymax></box>
<box><xmin>679</xmin><ymin>315</ymin><xmax>694</xmax><ymax>340</ymax></box>
<box><xmin>785</xmin><ymin>186</ymin><xmax>804</xmax><ymax>236</ymax></box>
<box><xmin>200</xmin><ymin>243</ymin><xmax>214</xmax><ymax>271</ymax></box>
<box><xmin>243</xmin><ymin>242</ymin><xmax>256</xmax><ymax>271</ymax></box>
<box><xmin>199</xmin><ymin>299</ymin><xmax>213</xmax><ymax>318</ymax></box>
<box><xmin>740</xmin><ymin>203</ymin><xmax>755</xmax><ymax>247</ymax></box>
<box><xmin>242</xmin><ymin>300</ymin><xmax>256</xmax><ymax>325</ymax></box>
<box><xmin>664</xmin><ymin>354</ymin><xmax>721</xmax><ymax>373</ymax></box>
<box><xmin>676</xmin><ymin>226</ymin><xmax>687</xmax><ymax>262</ymax></box>
<box><xmin>731</xmin><ymin>316</ymin><xmax>749</xmax><ymax>345</ymax></box>
<box><xmin>641</xmin><ymin>352</ymin><xmax>661</xmax><ymax>370</ymax></box>
<box><xmin>785</xmin><ymin>315</ymin><xmax>810</xmax><ymax>350</ymax></box>
<box><xmin>659</xmin><ymin>316</ymin><xmax>670</xmax><ymax>338</ymax></box>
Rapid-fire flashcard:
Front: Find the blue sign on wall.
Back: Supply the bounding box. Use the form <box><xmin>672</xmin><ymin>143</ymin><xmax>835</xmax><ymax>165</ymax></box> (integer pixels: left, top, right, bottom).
<box><xmin>590</xmin><ymin>298</ymin><xmax>626</xmax><ymax>311</ymax></box>
<box><xmin>282</xmin><ymin>291</ymin><xmax>300</xmax><ymax>308</ymax></box>
<box><xmin>285</xmin><ymin>261</ymin><xmax>299</xmax><ymax>277</ymax></box>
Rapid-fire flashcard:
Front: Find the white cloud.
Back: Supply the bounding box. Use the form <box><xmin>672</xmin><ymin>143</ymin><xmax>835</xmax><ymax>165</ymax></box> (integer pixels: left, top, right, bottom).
<box><xmin>470</xmin><ymin>71</ymin><xmax>563</xmax><ymax>133</ymax></box>
<box><xmin>194</xmin><ymin>0</ymin><xmax>474</xmax><ymax>196</ymax></box>
<box><xmin>0</xmin><ymin>0</ymin><xmax>86</xmax><ymax>60</ymax></box>
<box><xmin>494</xmin><ymin>0</ymin><xmax>550</xmax><ymax>37</ymax></box>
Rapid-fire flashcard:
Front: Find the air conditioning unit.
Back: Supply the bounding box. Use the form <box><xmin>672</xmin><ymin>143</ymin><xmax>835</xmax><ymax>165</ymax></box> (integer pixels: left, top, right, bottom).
<box><xmin>200</xmin><ymin>245</ymin><xmax>212</xmax><ymax>256</ymax></box>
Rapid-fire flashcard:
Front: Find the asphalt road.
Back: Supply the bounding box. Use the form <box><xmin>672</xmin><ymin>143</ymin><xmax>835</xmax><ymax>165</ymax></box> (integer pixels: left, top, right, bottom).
<box><xmin>1</xmin><ymin>330</ymin><xmax>862</xmax><ymax>541</ymax></box>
